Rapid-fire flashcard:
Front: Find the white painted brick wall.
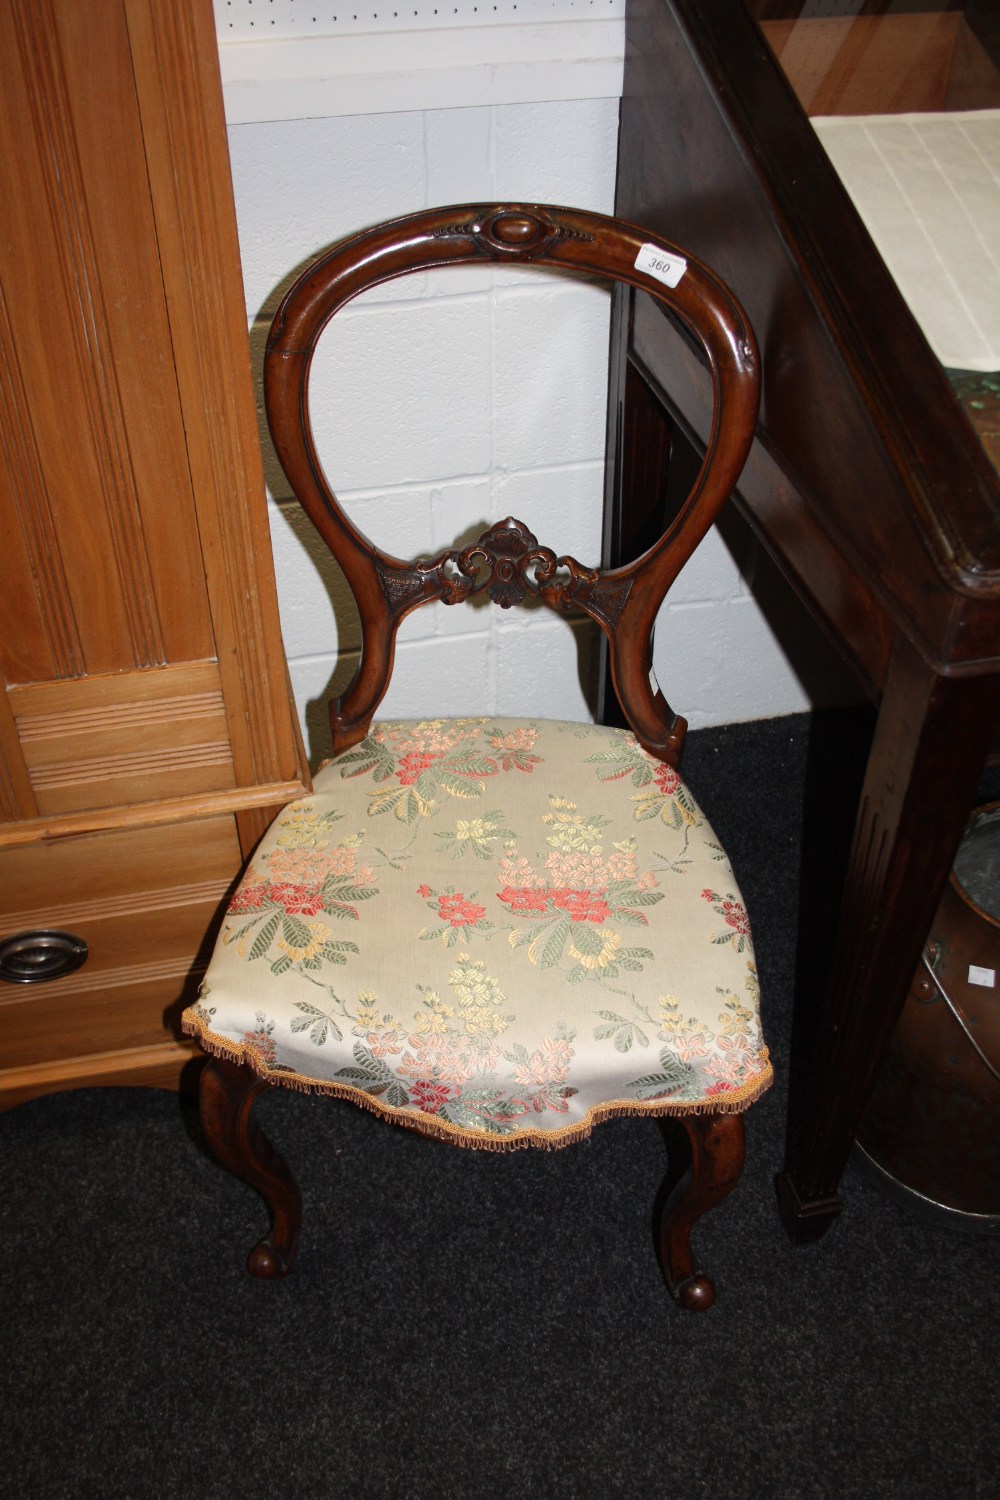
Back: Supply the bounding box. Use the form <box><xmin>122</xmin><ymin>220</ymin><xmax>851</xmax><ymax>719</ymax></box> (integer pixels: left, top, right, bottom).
<box><xmin>228</xmin><ymin>98</ymin><xmax>856</xmax><ymax>766</ymax></box>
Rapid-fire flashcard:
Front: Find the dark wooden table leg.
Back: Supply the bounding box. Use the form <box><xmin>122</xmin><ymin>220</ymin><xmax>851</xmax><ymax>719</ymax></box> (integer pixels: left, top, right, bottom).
<box><xmin>777</xmin><ymin>635</ymin><xmax>1000</xmax><ymax>1243</ymax></box>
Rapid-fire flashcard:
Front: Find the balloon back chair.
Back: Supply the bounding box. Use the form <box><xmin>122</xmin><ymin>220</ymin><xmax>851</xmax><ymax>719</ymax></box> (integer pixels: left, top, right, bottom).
<box><xmin>183</xmin><ymin>204</ymin><xmax>771</xmax><ymax>1310</ymax></box>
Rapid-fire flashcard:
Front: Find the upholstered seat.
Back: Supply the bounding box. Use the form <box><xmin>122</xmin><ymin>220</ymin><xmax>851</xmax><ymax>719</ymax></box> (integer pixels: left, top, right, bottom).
<box><xmin>185</xmin><ymin>718</ymin><xmax>770</xmax><ymax>1147</ymax></box>
<box><xmin>184</xmin><ymin>202</ymin><xmax>768</xmax><ymax>1309</ymax></box>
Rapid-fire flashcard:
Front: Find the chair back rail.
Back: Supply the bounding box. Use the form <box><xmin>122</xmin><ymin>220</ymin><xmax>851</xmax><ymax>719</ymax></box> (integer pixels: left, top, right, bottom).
<box><xmin>264</xmin><ymin>204</ymin><xmax>760</xmax><ymax>761</ymax></box>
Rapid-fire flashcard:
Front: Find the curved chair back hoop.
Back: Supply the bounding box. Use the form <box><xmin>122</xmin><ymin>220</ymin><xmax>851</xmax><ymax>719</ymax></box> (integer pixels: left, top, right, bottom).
<box><xmin>264</xmin><ymin>203</ymin><xmax>760</xmax><ymax>761</ymax></box>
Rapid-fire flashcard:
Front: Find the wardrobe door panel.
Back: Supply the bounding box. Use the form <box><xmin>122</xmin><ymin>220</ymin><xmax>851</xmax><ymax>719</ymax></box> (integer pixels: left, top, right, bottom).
<box><xmin>0</xmin><ymin>0</ymin><xmax>215</xmax><ymax>685</ymax></box>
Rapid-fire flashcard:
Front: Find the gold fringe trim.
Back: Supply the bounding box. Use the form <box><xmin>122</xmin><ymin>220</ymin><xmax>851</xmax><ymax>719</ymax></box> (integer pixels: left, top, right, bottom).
<box><xmin>182</xmin><ymin>1012</ymin><xmax>773</xmax><ymax>1154</ymax></box>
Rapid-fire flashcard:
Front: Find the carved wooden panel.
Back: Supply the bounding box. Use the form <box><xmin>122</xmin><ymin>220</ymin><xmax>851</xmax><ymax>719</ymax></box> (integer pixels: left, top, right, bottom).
<box><xmin>9</xmin><ymin>663</ymin><xmax>236</xmax><ymax>817</ymax></box>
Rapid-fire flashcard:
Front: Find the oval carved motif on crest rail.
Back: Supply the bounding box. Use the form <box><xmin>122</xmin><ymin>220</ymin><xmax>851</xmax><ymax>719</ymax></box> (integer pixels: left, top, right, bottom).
<box><xmin>430</xmin><ymin>208</ymin><xmax>595</xmax><ymax>260</ymax></box>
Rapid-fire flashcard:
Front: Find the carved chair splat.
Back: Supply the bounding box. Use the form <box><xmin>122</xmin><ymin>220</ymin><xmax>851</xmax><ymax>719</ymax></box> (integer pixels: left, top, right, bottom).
<box><xmin>186</xmin><ymin>204</ymin><xmax>769</xmax><ymax>1310</ymax></box>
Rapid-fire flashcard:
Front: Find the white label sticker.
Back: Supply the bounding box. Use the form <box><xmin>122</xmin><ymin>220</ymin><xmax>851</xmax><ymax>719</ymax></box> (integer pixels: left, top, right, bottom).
<box><xmin>969</xmin><ymin>964</ymin><xmax>996</xmax><ymax>988</ymax></box>
<box><xmin>635</xmin><ymin>242</ymin><xmax>687</xmax><ymax>289</ymax></box>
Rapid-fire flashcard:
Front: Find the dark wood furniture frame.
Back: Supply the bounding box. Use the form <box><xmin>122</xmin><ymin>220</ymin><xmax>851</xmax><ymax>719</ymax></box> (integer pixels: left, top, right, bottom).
<box><xmin>607</xmin><ymin>0</ymin><xmax>1000</xmax><ymax>1242</ymax></box>
<box><xmin>200</xmin><ymin>203</ymin><xmax>762</xmax><ymax>1308</ymax></box>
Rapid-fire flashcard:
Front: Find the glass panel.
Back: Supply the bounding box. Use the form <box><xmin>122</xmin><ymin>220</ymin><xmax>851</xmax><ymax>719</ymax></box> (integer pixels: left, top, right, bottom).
<box><xmin>745</xmin><ymin>2</ymin><xmax>1000</xmax><ymax>115</ymax></box>
<box><xmin>745</xmin><ymin>2</ymin><xmax>1000</xmax><ymax>474</ymax></box>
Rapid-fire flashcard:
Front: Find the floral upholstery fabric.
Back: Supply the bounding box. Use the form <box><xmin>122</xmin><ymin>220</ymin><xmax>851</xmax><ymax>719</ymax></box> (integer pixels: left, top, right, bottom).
<box><xmin>183</xmin><ymin>719</ymin><xmax>772</xmax><ymax>1148</ymax></box>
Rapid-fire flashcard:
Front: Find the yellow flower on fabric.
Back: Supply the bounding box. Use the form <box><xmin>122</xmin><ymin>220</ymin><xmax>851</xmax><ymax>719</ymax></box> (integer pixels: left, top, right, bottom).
<box><xmin>413</xmin><ymin>1012</ymin><xmax>451</xmax><ymax>1036</ymax></box>
<box><xmin>275</xmin><ymin>807</ymin><xmax>332</xmax><ymax>851</ymax></box>
<box><xmin>718</xmin><ymin>997</ymin><xmax>754</xmax><ymax>1036</ymax></box>
<box><xmin>276</xmin><ymin>920</ymin><xmax>331</xmax><ymax>963</ymax></box>
<box><xmin>448</xmin><ymin>953</ymin><xmax>507</xmax><ymax>1010</ymax></box>
<box><xmin>658</xmin><ymin>995</ymin><xmax>685</xmax><ymax>1036</ymax></box>
<box><xmin>447</xmin><ymin>817</ymin><xmax>509</xmax><ymax>857</ymax></box>
<box><xmin>542</xmin><ymin>797</ymin><xmax>609</xmax><ymax>854</ymax></box>
<box><xmin>462</xmin><ymin>1005</ymin><xmax>510</xmax><ymax>1039</ymax></box>
<box><xmin>412</xmin><ymin>988</ymin><xmax>455</xmax><ymax>1035</ymax></box>
<box><xmin>568</xmin><ymin>929</ymin><xmax>623</xmax><ymax>971</ymax></box>
<box><xmin>659</xmin><ymin>994</ymin><xmax>712</xmax><ymax>1044</ymax></box>
<box><xmin>355</xmin><ymin>990</ymin><xmax>384</xmax><ymax>1028</ymax></box>
<box><xmin>544</xmin><ymin>818</ymin><xmax>605</xmax><ymax>854</ymax></box>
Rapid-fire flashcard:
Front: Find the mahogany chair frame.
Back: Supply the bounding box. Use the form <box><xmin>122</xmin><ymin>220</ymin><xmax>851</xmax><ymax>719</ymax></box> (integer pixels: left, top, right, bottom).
<box><xmin>199</xmin><ymin>203</ymin><xmax>761</xmax><ymax>1309</ymax></box>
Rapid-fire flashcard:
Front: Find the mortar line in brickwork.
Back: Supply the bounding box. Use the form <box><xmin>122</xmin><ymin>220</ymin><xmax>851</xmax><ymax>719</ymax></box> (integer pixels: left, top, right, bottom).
<box><xmin>312</xmin><ymin>458</ymin><xmax>604</xmax><ymax>506</ymax></box>
<box><xmin>329</xmin><ymin>288</ymin><xmax>496</xmax><ymax>318</ymax></box>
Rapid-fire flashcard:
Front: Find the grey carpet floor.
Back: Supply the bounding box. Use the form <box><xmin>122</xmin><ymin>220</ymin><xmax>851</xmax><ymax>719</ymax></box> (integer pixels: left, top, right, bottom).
<box><xmin>3</xmin><ymin>712</ymin><xmax>998</xmax><ymax>1500</ymax></box>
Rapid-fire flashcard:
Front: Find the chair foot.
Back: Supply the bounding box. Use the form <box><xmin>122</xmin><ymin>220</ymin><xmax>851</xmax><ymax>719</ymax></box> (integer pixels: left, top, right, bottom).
<box><xmin>247</xmin><ymin>1239</ymin><xmax>295</xmax><ymax>1280</ymax></box>
<box><xmin>658</xmin><ymin>1111</ymin><xmax>745</xmax><ymax>1310</ymax></box>
<box><xmin>199</xmin><ymin>1056</ymin><xmax>303</xmax><ymax>1279</ymax></box>
<box><xmin>670</xmin><ymin>1272</ymin><xmax>717</xmax><ymax>1312</ymax></box>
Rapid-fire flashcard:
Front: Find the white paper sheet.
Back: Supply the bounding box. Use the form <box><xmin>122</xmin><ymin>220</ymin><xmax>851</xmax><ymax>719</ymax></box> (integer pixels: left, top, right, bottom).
<box><xmin>813</xmin><ymin>110</ymin><xmax>1000</xmax><ymax>371</ymax></box>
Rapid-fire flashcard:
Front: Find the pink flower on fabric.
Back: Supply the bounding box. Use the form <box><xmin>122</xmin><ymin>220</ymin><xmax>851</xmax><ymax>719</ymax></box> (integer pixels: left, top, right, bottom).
<box><xmin>498</xmin><ymin>886</ymin><xmax>550</xmax><ymax>914</ymax></box>
<box><xmin>514</xmin><ymin>1036</ymin><xmax>573</xmax><ymax>1088</ymax></box>
<box><xmin>268</xmin><ymin>848</ymin><xmax>327</xmax><ymax>883</ymax></box>
<box><xmin>674</xmin><ymin>1037</ymin><xmax>712</xmax><ymax>1064</ymax></box>
<box><xmin>410</xmin><ymin>1080</ymin><xmax>455</xmax><ymax>1115</ymax></box>
<box><xmin>720</xmin><ymin>900</ymin><xmax>750</xmax><ymax>935</ymax></box>
<box><xmin>241</xmin><ymin>1025</ymin><xmax>276</xmax><ymax>1066</ymax></box>
<box><xmin>499</xmin><ymin>854</ymin><xmax>545</xmax><ymax>889</ymax></box>
<box><xmin>416</xmin><ymin>885</ymin><xmax>433</xmax><ymax>898</ymax></box>
<box><xmin>367</xmin><ymin>1029</ymin><xmax>404</xmax><ymax>1059</ymax></box>
<box><xmin>437</xmin><ymin>893</ymin><xmax>486</xmax><ymax>927</ymax></box>
<box><xmin>228</xmin><ymin>881</ymin><xmax>266</xmax><ymax>914</ymax></box>
<box><xmin>551</xmin><ymin>889</ymin><xmax>610</xmax><ymax>924</ymax></box>
<box><xmin>545</xmin><ymin>850</ymin><xmax>607</xmax><ymax>889</ymax></box>
<box><xmin>607</xmin><ymin>849</ymin><xmax>639</xmax><ymax>881</ymax></box>
<box><xmin>701</xmin><ymin>888</ymin><xmax>750</xmax><ymax>937</ymax></box>
<box><xmin>324</xmin><ymin>846</ymin><xmax>360</xmax><ymax>877</ymax></box>
<box><xmin>490</xmin><ymin>727</ymin><xmax>537</xmax><ymax>750</ymax></box>
<box><xmin>267</xmin><ymin>883</ymin><xmax>326</xmax><ymax>916</ymax></box>
<box><xmin>396</xmin><ymin>751</ymin><xmax>439</xmax><ymax>785</ymax></box>
<box><xmin>654</xmin><ymin>764</ymin><xmax>682</xmax><ymax>795</ymax></box>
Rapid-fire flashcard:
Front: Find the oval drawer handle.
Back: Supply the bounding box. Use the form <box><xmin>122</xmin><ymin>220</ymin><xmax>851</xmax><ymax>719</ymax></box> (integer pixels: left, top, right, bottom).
<box><xmin>0</xmin><ymin>930</ymin><xmax>88</xmax><ymax>984</ymax></box>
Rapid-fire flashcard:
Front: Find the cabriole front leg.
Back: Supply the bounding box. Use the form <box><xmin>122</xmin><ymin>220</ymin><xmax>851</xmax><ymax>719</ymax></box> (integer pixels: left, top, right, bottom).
<box><xmin>199</xmin><ymin>1056</ymin><xmax>303</xmax><ymax>1278</ymax></box>
<box><xmin>658</xmin><ymin>1111</ymin><xmax>746</xmax><ymax>1310</ymax></box>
